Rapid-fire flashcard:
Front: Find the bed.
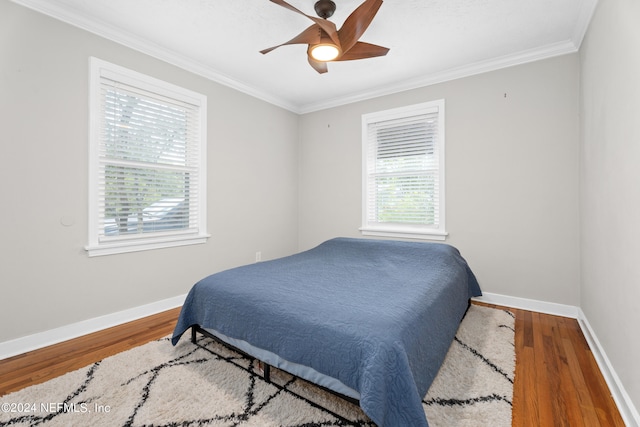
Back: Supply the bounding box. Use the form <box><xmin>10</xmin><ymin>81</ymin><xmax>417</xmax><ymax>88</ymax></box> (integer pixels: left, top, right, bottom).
<box><xmin>172</xmin><ymin>237</ymin><xmax>481</xmax><ymax>427</ymax></box>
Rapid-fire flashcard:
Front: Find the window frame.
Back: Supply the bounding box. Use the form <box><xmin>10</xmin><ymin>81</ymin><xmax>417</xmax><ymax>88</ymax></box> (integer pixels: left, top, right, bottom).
<box><xmin>360</xmin><ymin>100</ymin><xmax>447</xmax><ymax>241</ymax></box>
<box><xmin>86</xmin><ymin>57</ymin><xmax>208</xmax><ymax>257</ymax></box>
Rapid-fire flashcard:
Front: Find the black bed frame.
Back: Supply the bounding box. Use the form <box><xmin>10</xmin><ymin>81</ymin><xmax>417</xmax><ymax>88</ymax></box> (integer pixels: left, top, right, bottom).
<box><xmin>189</xmin><ymin>300</ymin><xmax>473</xmax><ymax>412</ymax></box>
<box><xmin>190</xmin><ymin>325</ymin><xmax>360</xmax><ymax>406</ymax></box>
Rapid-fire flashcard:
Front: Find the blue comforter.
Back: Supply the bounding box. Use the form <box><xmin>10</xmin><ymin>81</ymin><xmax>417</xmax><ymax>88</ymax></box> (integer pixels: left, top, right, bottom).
<box><xmin>172</xmin><ymin>237</ymin><xmax>481</xmax><ymax>426</ymax></box>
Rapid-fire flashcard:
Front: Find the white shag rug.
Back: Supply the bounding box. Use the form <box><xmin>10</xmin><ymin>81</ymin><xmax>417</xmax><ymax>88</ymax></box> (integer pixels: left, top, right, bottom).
<box><xmin>0</xmin><ymin>304</ymin><xmax>515</xmax><ymax>427</ymax></box>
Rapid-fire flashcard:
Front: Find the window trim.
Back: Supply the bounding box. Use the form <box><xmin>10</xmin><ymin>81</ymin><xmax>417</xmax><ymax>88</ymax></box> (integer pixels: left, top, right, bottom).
<box><xmin>360</xmin><ymin>100</ymin><xmax>447</xmax><ymax>241</ymax></box>
<box><xmin>86</xmin><ymin>57</ymin><xmax>209</xmax><ymax>257</ymax></box>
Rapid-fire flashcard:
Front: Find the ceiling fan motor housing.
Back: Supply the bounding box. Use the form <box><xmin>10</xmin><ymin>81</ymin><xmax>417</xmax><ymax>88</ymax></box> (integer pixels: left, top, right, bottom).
<box><xmin>314</xmin><ymin>0</ymin><xmax>336</xmax><ymax>18</ymax></box>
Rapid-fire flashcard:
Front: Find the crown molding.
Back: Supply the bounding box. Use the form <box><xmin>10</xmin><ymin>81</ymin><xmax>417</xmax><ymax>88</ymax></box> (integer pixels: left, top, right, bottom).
<box><xmin>572</xmin><ymin>0</ymin><xmax>599</xmax><ymax>50</ymax></box>
<box><xmin>10</xmin><ymin>0</ymin><xmax>597</xmax><ymax>115</ymax></box>
<box><xmin>9</xmin><ymin>0</ymin><xmax>299</xmax><ymax>112</ymax></box>
<box><xmin>299</xmin><ymin>40</ymin><xmax>579</xmax><ymax>113</ymax></box>
<box><xmin>298</xmin><ymin>0</ymin><xmax>598</xmax><ymax>113</ymax></box>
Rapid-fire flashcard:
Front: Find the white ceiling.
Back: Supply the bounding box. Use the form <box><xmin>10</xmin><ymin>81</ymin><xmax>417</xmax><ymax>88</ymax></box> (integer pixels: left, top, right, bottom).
<box><xmin>13</xmin><ymin>0</ymin><xmax>597</xmax><ymax>113</ymax></box>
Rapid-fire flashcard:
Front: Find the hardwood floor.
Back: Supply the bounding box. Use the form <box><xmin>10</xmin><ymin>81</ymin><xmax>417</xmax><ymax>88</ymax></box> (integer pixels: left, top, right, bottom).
<box><xmin>0</xmin><ymin>303</ymin><xmax>625</xmax><ymax>426</ymax></box>
<box><xmin>503</xmin><ymin>304</ymin><xmax>625</xmax><ymax>427</ymax></box>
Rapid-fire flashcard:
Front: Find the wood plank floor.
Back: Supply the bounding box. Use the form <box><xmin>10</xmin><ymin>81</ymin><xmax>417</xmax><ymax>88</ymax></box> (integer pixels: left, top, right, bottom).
<box><xmin>0</xmin><ymin>303</ymin><xmax>625</xmax><ymax>426</ymax></box>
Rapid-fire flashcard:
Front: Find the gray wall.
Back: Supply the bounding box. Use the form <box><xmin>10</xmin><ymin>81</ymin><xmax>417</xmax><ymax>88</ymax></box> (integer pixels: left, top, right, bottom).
<box><xmin>299</xmin><ymin>54</ymin><xmax>581</xmax><ymax>306</ymax></box>
<box><xmin>0</xmin><ymin>1</ymin><xmax>299</xmax><ymax>342</ymax></box>
<box><xmin>580</xmin><ymin>0</ymin><xmax>640</xmax><ymax>411</ymax></box>
<box><xmin>3</xmin><ymin>1</ymin><xmax>637</xmax><ymax>414</ymax></box>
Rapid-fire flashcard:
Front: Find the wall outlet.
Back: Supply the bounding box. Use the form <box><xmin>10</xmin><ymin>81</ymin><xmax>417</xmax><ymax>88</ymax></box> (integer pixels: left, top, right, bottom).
<box><xmin>255</xmin><ymin>251</ymin><xmax>262</xmax><ymax>262</ymax></box>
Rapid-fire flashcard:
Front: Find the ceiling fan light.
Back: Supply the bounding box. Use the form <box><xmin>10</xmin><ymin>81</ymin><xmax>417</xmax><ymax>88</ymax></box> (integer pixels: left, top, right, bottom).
<box><xmin>310</xmin><ymin>43</ymin><xmax>340</xmax><ymax>61</ymax></box>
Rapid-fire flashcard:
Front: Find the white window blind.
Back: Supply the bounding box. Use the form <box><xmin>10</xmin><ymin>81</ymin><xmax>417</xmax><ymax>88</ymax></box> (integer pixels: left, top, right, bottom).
<box><xmin>87</xmin><ymin>58</ymin><xmax>208</xmax><ymax>256</ymax></box>
<box><xmin>361</xmin><ymin>100</ymin><xmax>447</xmax><ymax>240</ymax></box>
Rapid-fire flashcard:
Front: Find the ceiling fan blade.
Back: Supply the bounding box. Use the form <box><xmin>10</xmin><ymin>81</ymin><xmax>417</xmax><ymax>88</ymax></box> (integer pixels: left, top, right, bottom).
<box><xmin>260</xmin><ymin>24</ymin><xmax>321</xmax><ymax>54</ymax></box>
<box><xmin>308</xmin><ymin>56</ymin><xmax>328</xmax><ymax>74</ymax></box>
<box><xmin>338</xmin><ymin>0</ymin><xmax>383</xmax><ymax>53</ymax></box>
<box><xmin>268</xmin><ymin>0</ymin><xmax>341</xmax><ymax>48</ymax></box>
<box><xmin>336</xmin><ymin>41</ymin><xmax>389</xmax><ymax>61</ymax></box>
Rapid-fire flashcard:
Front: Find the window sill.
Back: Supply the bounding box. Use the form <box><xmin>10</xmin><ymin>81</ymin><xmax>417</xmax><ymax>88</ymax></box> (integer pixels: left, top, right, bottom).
<box><xmin>359</xmin><ymin>226</ymin><xmax>448</xmax><ymax>241</ymax></box>
<box><xmin>85</xmin><ymin>233</ymin><xmax>210</xmax><ymax>257</ymax></box>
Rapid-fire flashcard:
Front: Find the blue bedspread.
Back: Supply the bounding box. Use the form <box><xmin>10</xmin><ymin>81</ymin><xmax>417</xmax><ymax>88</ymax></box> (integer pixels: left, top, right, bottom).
<box><xmin>172</xmin><ymin>237</ymin><xmax>481</xmax><ymax>426</ymax></box>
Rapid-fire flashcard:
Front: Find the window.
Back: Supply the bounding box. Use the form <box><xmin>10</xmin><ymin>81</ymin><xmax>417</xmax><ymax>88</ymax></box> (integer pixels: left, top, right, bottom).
<box><xmin>86</xmin><ymin>58</ymin><xmax>208</xmax><ymax>256</ymax></box>
<box><xmin>361</xmin><ymin>100</ymin><xmax>447</xmax><ymax>240</ymax></box>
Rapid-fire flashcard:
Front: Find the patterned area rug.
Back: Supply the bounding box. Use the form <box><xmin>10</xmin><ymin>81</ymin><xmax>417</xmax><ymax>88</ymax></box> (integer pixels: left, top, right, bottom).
<box><xmin>0</xmin><ymin>304</ymin><xmax>515</xmax><ymax>427</ymax></box>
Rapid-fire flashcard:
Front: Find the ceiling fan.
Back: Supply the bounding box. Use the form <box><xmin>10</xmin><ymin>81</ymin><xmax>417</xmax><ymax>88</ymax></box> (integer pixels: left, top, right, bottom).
<box><xmin>260</xmin><ymin>0</ymin><xmax>389</xmax><ymax>74</ymax></box>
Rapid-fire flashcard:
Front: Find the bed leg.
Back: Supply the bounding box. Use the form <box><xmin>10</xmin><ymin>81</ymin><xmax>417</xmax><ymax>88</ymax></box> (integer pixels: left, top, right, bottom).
<box><xmin>191</xmin><ymin>326</ymin><xmax>197</xmax><ymax>344</ymax></box>
<box><xmin>264</xmin><ymin>363</ymin><xmax>271</xmax><ymax>383</ymax></box>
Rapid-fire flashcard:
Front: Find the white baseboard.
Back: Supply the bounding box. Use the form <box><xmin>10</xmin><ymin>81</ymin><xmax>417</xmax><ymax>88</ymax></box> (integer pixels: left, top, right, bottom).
<box><xmin>472</xmin><ymin>292</ymin><xmax>580</xmax><ymax>318</ymax></box>
<box><xmin>577</xmin><ymin>309</ymin><xmax>640</xmax><ymax>427</ymax></box>
<box><xmin>473</xmin><ymin>292</ymin><xmax>639</xmax><ymax>427</ymax></box>
<box><xmin>1</xmin><ymin>291</ymin><xmax>637</xmax><ymax>426</ymax></box>
<box><xmin>0</xmin><ymin>294</ymin><xmax>187</xmax><ymax>361</ymax></box>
